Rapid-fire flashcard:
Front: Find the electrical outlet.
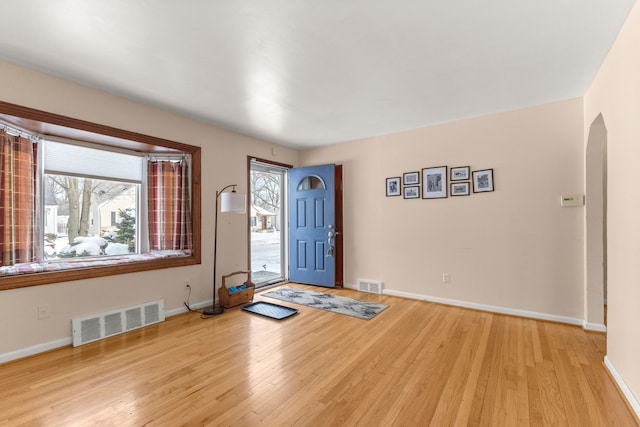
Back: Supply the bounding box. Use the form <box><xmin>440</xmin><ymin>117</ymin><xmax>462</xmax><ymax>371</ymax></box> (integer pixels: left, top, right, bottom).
<box><xmin>442</xmin><ymin>273</ymin><xmax>450</xmax><ymax>284</ymax></box>
<box><xmin>38</xmin><ymin>304</ymin><xmax>50</xmax><ymax>320</ymax></box>
<box><xmin>184</xmin><ymin>280</ymin><xmax>191</xmax><ymax>289</ymax></box>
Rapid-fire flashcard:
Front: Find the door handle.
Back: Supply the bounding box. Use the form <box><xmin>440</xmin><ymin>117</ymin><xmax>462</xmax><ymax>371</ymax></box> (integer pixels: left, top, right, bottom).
<box><xmin>327</xmin><ymin>224</ymin><xmax>340</xmax><ymax>257</ymax></box>
<box><xmin>326</xmin><ymin>230</ymin><xmax>336</xmax><ymax>257</ymax></box>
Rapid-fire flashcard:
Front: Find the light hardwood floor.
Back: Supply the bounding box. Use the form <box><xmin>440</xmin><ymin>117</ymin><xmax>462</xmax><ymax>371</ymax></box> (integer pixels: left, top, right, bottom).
<box><xmin>0</xmin><ymin>284</ymin><xmax>637</xmax><ymax>426</ymax></box>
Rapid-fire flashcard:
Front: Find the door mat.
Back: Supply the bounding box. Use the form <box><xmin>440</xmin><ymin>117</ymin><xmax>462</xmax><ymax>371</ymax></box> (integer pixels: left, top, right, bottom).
<box><xmin>242</xmin><ymin>301</ymin><xmax>298</xmax><ymax>320</ymax></box>
<box><xmin>262</xmin><ymin>287</ymin><xmax>388</xmax><ymax>320</ymax></box>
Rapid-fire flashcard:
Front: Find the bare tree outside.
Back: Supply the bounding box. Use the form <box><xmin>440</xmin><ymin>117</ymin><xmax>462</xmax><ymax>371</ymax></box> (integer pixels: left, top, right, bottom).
<box><xmin>45</xmin><ymin>175</ymin><xmax>136</xmax><ymax>257</ymax></box>
<box><xmin>48</xmin><ymin>176</ymin><xmax>87</xmax><ymax>243</ymax></box>
<box><xmin>250</xmin><ymin>170</ymin><xmax>280</xmax><ymax>212</ymax></box>
<box><xmin>79</xmin><ymin>178</ymin><xmax>93</xmax><ymax>241</ymax></box>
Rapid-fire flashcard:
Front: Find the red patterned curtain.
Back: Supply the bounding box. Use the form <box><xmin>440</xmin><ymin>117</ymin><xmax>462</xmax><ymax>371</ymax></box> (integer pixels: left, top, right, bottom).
<box><xmin>147</xmin><ymin>159</ymin><xmax>192</xmax><ymax>251</ymax></box>
<box><xmin>0</xmin><ymin>129</ymin><xmax>38</xmax><ymax>266</ymax></box>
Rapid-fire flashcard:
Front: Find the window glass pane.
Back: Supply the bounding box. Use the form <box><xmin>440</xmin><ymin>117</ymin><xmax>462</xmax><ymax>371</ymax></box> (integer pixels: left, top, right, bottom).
<box><xmin>44</xmin><ymin>175</ymin><xmax>139</xmax><ymax>259</ymax></box>
<box><xmin>297</xmin><ymin>175</ymin><xmax>325</xmax><ymax>190</ymax></box>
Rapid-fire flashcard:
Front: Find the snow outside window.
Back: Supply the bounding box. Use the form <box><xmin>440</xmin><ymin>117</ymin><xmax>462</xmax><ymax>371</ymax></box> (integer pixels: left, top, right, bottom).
<box><xmin>43</xmin><ymin>140</ymin><xmax>143</xmax><ymax>260</ymax></box>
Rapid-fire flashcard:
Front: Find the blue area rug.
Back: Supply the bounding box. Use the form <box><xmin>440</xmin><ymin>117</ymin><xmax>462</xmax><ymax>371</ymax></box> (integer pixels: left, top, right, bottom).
<box><xmin>262</xmin><ymin>287</ymin><xmax>388</xmax><ymax>320</ymax></box>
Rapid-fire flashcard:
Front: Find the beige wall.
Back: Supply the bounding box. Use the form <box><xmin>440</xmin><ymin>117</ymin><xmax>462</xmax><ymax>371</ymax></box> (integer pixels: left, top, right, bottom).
<box><xmin>585</xmin><ymin>0</ymin><xmax>640</xmax><ymax>411</ymax></box>
<box><xmin>0</xmin><ymin>61</ymin><xmax>299</xmax><ymax>356</ymax></box>
<box><xmin>301</xmin><ymin>98</ymin><xmax>586</xmax><ymax>320</ymax></box>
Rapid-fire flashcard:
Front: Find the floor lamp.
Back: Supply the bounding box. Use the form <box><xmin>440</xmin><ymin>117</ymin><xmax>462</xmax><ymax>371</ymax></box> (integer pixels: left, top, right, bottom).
<box><xmin>203</xmin><ymin>184</ymin><xmax>246</xmax><ymax>316</ymax></box>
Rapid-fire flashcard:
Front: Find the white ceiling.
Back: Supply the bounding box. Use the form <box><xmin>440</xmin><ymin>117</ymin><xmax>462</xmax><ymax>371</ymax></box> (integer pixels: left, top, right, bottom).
<box><xmin>0</xmin><ymin>1</ymin><xmax>635</xmax><ymax>149</ymax></box>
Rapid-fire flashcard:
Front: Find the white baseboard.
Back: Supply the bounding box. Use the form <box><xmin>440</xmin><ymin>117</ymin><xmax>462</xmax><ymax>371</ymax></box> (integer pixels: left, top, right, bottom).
<box><xmin>165</xmin><ymin>299</ymin><xmax>212</xmax><ymax>317</ymax></box>
<box><xmin>381</xmin><ymin>288</ymin><xmax>585</xmax><ymax>326</ymax></box>
<box><xmin>0</xmin><ymin>337</ymin><xmax>72</xmax><ymax>365</ymax></box>
<box><xmin>347</xmin><ymin>284</ymin><xmax>604</xmax><ymax>331</ymax></box>
<box><xmin>583</xmin><ymin>321</ymin><xmax>607</xmax><ymax>332</ymax></box>
<box><xmin>604</xmin><ymin>356</ymin><xmax>640</xmax><ymax>420</ymax></box>
<box><xmin>0</xmin><ymin>299</ymin><xmax>213</xmax><ymax>364</ymax></box>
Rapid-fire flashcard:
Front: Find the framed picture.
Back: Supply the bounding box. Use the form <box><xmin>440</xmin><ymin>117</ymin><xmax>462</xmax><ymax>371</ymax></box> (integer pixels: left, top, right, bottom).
<box><xmin>386</xmin><ymin>177</ymin><xmax>401</xmax><ymax>196</ymax></box>
<box><xmin>472</xmin><ymin>169</ymin><xmax>494</xmax><ymax>193</ymax></box>
<box><xmin>403</xmin><ymin>185</ymin><xmax>420</xmax><ymax>199</ymax></box>
<box><xmin>450</xmin><ymin>166</ymin><xmax>470</xmax><ymax>181</ymax></box>
<box><xmin>422</xmin><ymin>166</ymin><xmax>447</xmax><ymax>199</ymax></box>
<box><xmin>450</xmin><ymin>182</ymin><xmax>470</xmax><ymax>196</ymax></box>
<box><xmin>403</xmin><ymin>171</ymin><xmax>420</xmax><ymax>185</ymax></box>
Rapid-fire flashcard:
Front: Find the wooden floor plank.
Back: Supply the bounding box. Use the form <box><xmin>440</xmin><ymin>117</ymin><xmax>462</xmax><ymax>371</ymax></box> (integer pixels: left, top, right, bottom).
<box><xmin>0</xmin><ymin>284</ymin><xmax>636</xmax><ymax>426</ymax></box>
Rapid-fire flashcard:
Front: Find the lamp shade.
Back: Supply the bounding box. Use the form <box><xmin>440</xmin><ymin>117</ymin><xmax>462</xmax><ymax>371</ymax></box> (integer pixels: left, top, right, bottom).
<box><xmin>220</xmin><ymin>191</ymin><xmax>246</xmax><ymax>213</ymax></box>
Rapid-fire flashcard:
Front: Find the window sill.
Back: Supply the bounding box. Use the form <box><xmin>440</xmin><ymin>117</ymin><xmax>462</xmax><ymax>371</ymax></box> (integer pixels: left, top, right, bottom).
<box><xmin>0</xmin><ymin>250</ymin><xmax>199</xmax><ymax>291</ymax></box>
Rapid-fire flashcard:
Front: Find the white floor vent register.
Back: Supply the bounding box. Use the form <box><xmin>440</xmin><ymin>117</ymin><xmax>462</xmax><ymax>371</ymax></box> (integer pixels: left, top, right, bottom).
<box><xmin>357</xmin><ymin>279</ymin><xmax>383</xmax><ymax>294</ymax></box>
<box><xmin>72</xmin><ymin>299</ymin><xmax>165</xmax><ymax>347</ymax></box>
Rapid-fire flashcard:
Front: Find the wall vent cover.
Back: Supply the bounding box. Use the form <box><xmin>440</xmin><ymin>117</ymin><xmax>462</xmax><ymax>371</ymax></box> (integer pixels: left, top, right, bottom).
<box><xmin>357</xmin><ymin>279</ymin><xmax>383</xmax><ymax>294</ymax></box>
<box><xmin>72</xmin><ymin>299</ymin><xmax>165</xmax><ymax>347</ymax></box>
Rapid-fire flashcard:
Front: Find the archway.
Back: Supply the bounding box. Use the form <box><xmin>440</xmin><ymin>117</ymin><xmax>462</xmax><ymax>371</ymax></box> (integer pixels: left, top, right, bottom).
<box><xmin>585</xmin><ymin>113</ymin><xmax>607</xmax><ymax>331</ymax></box>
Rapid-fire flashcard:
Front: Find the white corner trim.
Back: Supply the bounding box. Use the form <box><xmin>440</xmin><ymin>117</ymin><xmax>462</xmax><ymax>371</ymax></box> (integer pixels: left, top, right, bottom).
<box><xmin>583</xmin><ymin>321</ymin><xmax>607</xmax><ymax>332</ymax></box>
<box><xmin>604</xmin><ymin>356</ymin><xmax>640</xmax><ymax>420</ymax></box>
<box><xmin>0</xmin><ymin>337</ymin><xmax>72</xmax><ymax>365</ymax></box>
<box><xmin>383</xmin><ymin>289</ymin><xmax>585</xmax><ymax>326</ymax></box>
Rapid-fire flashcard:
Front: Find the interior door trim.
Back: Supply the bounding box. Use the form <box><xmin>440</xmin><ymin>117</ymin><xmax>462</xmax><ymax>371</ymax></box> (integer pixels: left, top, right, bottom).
<box><xmin>334</xmin><ymin>164</ymin><xmax>344</xmax><ymax>288</ymax></box>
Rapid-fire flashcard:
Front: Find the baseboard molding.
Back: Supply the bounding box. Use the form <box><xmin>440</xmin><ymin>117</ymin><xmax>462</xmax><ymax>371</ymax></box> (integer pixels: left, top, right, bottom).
<box><xmin>604</xmin><ymin>356</ymin><xmax>640</xmax><ymax>420</ymax></box>
<box><xmin>0</xmin><ymin>337</ymin><xmax>72</xmax><ymax>365</ymax></box>
<box><xmin>0</xmin><ymin>298</ymin><xmax>213</xmax><ymax>365</ymax></box>
<box><xmin>382</xmin><ymin>288</ymin><xmax>585</xmax><ymax>326</ymax></box>
<box><xmin>349</xmin><ymin>284</ymin><xmax>604</xmax><ymax>331</ymax></box>
<box><xmin>164</xmin><ymin>299</ymin><xmax>212</xmax><ymax>317</ymax></box>
<box><xmin>583</xmin><ymin>321</ymin><xmax>607</xmax><ymax>332</ymax></box>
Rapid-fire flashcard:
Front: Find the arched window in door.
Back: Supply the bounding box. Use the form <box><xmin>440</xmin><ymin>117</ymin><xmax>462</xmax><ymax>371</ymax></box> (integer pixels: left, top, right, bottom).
<box><xmin>297</xmin><ymin>175</ymin><xmax>325</xmax><ymax>190</ymax></box>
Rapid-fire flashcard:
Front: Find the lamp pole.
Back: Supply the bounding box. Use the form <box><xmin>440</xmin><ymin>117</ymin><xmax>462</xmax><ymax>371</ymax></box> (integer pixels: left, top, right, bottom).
<box><xmin>203</xmin><ymin>184</ymin><xmax>239</xmax><ymax>316</ymax></box>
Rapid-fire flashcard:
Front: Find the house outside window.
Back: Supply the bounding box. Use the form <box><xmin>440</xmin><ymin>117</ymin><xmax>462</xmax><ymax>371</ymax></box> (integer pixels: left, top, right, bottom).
<box><xmin>43</xmin><ymin>139</ymin><xmax>143</xmax><ymax>259</ymax></box>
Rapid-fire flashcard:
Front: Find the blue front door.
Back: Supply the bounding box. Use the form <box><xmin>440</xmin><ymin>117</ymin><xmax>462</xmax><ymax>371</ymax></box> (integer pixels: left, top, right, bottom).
<box><xmin>288</xmin><ymin>164</ymin><xmax>336</xmax><ymax>287</ymax></box>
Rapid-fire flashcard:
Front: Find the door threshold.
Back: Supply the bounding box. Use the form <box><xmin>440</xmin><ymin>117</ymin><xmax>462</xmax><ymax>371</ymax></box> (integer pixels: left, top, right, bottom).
<box><xmin>255</xmin><ymin>281</ymin><xmax>289</xmax><ymax>293</ymax></box>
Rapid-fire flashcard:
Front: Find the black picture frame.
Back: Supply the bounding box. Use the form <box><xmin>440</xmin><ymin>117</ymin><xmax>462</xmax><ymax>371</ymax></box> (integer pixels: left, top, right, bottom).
<box><xmin>403</xmin><ymin>185</ymin><xmax>420</xmax><ymax>199</ymax></box>
<box><xmin>386</xmin><ymin>177</ymin><xmax>401</xmax><ymax>196</ymax></box>
<box><xmin>422</xmin><ymin>166</ymin><xmax>447</xmax><ymax>199</ymax></box>
<box><xmin>450</xmin><ymin>166</ymin><xmax>470</xmax><ymax>181</ymax></box>
<box><xmin>403</xmin><ymin>171</ymin><xmax>420</xmax><ymax>185</ymax></box>
<box><xmin>472</xmin><ymin>169</ymin><xmax>494</xmax><ymax>193</ymax></box>
<box><xmin>450</xmin><ymin>182</ymin><xmax>470</xmax><ymax>196</ymax></box>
